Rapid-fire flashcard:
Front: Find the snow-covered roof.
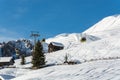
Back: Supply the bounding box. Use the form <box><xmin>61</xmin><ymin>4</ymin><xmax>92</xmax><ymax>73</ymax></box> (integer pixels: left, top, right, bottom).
<box><xmin>0</xmin><ymin>57</ymin><xmax>12</xmax><ymax>62</ymax></box>
<box><xmin>51</xmin><ymin>42</ymin><xmax>64</xmax><ymax>47</ymax></box>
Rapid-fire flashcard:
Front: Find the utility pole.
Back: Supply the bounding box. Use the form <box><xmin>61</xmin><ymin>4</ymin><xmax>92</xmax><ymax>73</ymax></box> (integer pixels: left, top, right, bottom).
<box><xmin>30</xmin><ymin>31</ymin><xmax>40</xmax><ymax>47</ymax></box>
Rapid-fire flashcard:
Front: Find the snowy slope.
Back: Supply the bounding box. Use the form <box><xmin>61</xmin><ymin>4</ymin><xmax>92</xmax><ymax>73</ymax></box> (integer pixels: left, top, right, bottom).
<box><xmin>46</xmin><ymin>36</ymin><xmax>120</xmax><ymax>65</ymax></box>
<box><xmin>11</xmin><ymin>60</ymin><xmax>120</xmax><ymax>80</ymax></box>
<box><xmin>45</xmin><ymin>14</ymin><xmax>120</xmax><ymax>64</ymax></box>
<box><xmin>1</xmin><ymin>58</ymin><xmax>120</xmax><ymax>80</ymax></box>
<box><xmin>46</xmin><ymin>33</ymin><xmax>100</xmax><ymax>49</ymax></box>
<box><xmin>84</xmin><ymin>15</ymin><xmax>120</xmax><ymax>38</ymax></box>
<box><xmin>1</xmin><ymin>14</ymin><xmax>120</xmax><ymax>80</ymax></box>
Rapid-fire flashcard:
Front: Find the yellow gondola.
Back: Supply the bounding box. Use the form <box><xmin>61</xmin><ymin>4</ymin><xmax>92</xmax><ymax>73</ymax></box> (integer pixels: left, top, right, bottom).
<box><xmin>80</xmin><ymin>37</ymin><xmax>86</xmax><ymax>42</ymax></box>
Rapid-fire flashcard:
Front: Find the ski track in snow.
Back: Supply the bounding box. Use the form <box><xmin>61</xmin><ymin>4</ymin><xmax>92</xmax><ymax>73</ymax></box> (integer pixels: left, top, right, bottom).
<box><xmin>1</xmin><ymin>59</ymin><xmax>120</xmax><ymax>80</ymax></box>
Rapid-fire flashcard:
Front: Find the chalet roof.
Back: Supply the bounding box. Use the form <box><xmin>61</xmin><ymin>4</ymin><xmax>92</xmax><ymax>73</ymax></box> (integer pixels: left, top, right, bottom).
<box><xmin>0</xmin><ymin>57</ymin><xmax>12</xmax><ymax>62</ymax></box>
<box><xmin>50</xmin><ymin>42</ymin><xmax>64</xmax><ymax>47</ymax></box>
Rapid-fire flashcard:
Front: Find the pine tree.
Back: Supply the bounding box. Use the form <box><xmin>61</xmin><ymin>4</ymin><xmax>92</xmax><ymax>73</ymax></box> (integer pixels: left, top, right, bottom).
<box><xmin>32</xmin><ymin>40</ymin><xmax>45</xmax><ymax>69</ymax></box>
<box><xmin>64</xmin><ymin>53</ymin><xmax>68</xmax><ymax>63</ymax></box>
<box><xmin>21</xmin><ymin>54</ymin><xmax>25</xmax><ymax>65</ymax></box>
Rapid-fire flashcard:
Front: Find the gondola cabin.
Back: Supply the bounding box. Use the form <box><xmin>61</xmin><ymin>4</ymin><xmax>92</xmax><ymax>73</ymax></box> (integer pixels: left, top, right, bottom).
<box><xmin>48</xmin><ymin>42</ymin><xmax>64</xmax><ymax>53</ymax></box>
<box><xmin>80</xmin><ymin>37</ymin><xmax>86</xmax><ymax>42</ymax></box>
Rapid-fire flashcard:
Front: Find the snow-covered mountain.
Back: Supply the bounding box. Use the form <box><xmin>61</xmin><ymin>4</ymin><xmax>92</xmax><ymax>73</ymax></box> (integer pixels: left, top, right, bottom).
<box><xmin>84</xmin><ymin>15</ymin><xmax>120</xmax><ymax>38</ymax></box>
<box><xmin>45</xmin><ymin>14</ymin><xmax>120</xmax><ymax>63</ymax></box>
<box><xmin>1</xmin><ymin>14</ymin><xmax>120</xmax><ymax>80</ymax></box>
<box><xmin>0</xmin><ymin>39</ymin><xmax>33</xmax><ymax>57</ymax></box>
<box><xmin>46</xmin><ymin>15</ymin><xmax>120</xmax><ymax>47</ymax></box>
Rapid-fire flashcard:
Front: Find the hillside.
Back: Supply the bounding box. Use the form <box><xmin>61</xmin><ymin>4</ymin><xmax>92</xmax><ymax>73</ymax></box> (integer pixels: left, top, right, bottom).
<box><xmin>46</xmin><ymin>33</ymin><xmax>100</xmax><ymax>49</ymax></box>
<box><xmin>1</xmin><ymin>14</ymin><xmax>120</xmax><ymax>80</ymax></box>
<box><xmin>84</xmin><ymin>15</ymin><xmax>120</xmax><ymax>38</ymax></box>
<box><xmin>10</xmin><ymin>59</ymin><xmax>120</xmax><ymax>80</ymax></box>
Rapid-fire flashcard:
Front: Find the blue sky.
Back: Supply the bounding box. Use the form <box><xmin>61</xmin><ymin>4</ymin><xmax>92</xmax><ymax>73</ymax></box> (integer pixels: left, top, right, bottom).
<box><xmin>0</xmin><ymin>0</ymin><xmax>120</xmax><ymax>41</ymax></box>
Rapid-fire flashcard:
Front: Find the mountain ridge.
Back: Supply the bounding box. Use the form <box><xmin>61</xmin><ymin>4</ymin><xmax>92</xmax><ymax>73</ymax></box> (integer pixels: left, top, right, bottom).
<box><xmin>84</xmin><ymin>15</ymin><xmax>120</xmax><ymax>38</ymax></box>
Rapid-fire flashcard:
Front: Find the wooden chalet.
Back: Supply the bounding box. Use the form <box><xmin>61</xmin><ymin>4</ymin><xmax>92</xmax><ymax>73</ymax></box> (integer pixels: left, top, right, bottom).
<box><xmin>48</xmin><ymin>42</ymin><xmax>64</xmax><ymax>53</ymax></box>
<box><xmin>0</xmin><ymin>57</ymin><xmax>14</xmax><ymax>66</ymax></box>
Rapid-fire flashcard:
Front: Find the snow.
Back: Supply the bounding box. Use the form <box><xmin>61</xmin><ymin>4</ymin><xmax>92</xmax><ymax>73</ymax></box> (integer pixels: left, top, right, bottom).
<box><xmin>0</xmin><ymin>76</ymin><xmax>4</xmax><ymax>80</ymax></box>
<box><xmin>50</xmin><ymin>42</ymin><xmax>64</xmax><ymax>47</ymax></box>
<box><xmin>46</xmin><ymin>33</ymin><xmax>100</xmax><ymax>49</ymax></box>
<box><xmin>1</xmin><ymin>14</ymin><xmax>120</xmax><ymax>80</ymax></box>
<box><xmin>0</xmin><ymin>57</ymin><xmax>12</xmax><ymax>62</ymax></box>
<box><xmin>84</xmin><ymin>15</ymin><xmax>120</xmax><ymax>38</ymax></box>
<box><xmin>1</xmin><ymin>59</ymin><xmax>120</xmax><ymax>80</ymax></box>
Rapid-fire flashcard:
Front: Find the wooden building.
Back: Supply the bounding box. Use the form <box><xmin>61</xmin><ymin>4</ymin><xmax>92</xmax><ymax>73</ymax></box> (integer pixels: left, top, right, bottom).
<box><xmin>48</xmin><ymin>42</ymin><xmax>64</xmax><ymax>53</ymax></box>
<box><xmin>0</xmin><ymin>57</ymin><xmax>14</xmax><ymax>66</ymax></box>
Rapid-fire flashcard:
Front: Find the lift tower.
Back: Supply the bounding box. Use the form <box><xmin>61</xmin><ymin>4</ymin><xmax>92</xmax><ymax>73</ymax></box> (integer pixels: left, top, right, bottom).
<box><xmin>30</xmin><ymin>31</ymin><xmax>40</xmax><ymax>46</ymax></box>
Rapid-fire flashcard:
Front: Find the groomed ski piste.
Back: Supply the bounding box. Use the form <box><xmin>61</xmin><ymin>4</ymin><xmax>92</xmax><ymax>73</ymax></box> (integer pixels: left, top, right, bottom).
<box><xmin>1</xmin><ymin>15</ymin><xmax>120</xmax><ymax>80</ymax></box>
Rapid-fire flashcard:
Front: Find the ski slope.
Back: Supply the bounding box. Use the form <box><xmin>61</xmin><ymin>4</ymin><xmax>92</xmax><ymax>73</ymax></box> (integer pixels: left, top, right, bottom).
<box><xmin>84</xmin><ymin>15</ymin><xmax>120</xmax><ymax>38</ymax></box>
<box><xmin>1</xmin><ymin>14</ymin><xmax>120</xmax><ymax>80</ymax></box>
<box><xmin>12</xmin><ymin>60</ymin><xmax>120</xmax><ymax>80</ymax></box>
<box><xmin>1</xmin><ymin>58</ymin><xmax>120</xmax><ymax>80</ymax></box>
<box><xmin>46</xmin><ymin>33</ymin><xmax>100</xmax><ymax>49</ymax></box>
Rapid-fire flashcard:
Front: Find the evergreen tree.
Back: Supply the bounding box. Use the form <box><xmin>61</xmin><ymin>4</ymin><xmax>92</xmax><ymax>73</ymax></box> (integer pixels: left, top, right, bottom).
<box><xmin>21</xmin><ymin>54</ymin><xmax>25</xmax><ymax>65</ymax></box>
<box><xmin>32</xmin><ymin>40</ymin><xmax>45</xmax><ymax>69</ymax></box>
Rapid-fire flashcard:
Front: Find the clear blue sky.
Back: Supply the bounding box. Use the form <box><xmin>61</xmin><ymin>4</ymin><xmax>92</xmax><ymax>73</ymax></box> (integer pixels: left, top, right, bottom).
<box><xmin>0</xmin><ymin>0</ymin><xmax>120</xmax><ymax>41</ymax></box>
